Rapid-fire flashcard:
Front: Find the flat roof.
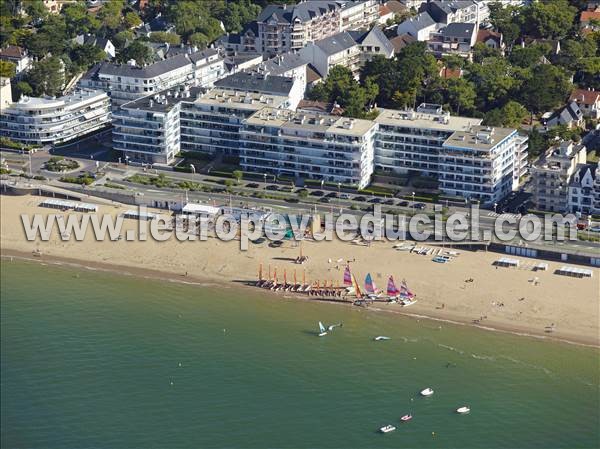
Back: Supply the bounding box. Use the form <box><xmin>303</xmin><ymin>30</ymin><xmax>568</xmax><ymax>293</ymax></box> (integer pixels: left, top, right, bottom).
<box><xmin>121</xmin><ymin>86</ymin><xmax>203</xmax><ymax>113</ymax></box>
<box><xmin>443</xmin><ymin>125</ymin><xmax>516</xmax><ymax>152</ymax></box>
<box><xmin>246</xmin><ymin>107</ymin><xmax>376</xmax><ymax>137</ymax></box>
<box><xmin>40</xmin><ymin>199</ymin><xmax>98</xmax><ymax>212</ymax></box>
<box><xmin>181</xmin><ymin>203</ymin><xmax>220</xmax><ymax>215</ymax></box>
<box><xmin>374</xmin><ymin>108</ymin><xmax>479</xmax><ymax>132</ymax></box>
<box><xmin>193</xmin><ymin>88</ymin><xmax>288</xmax><ymax>110</ymax></box>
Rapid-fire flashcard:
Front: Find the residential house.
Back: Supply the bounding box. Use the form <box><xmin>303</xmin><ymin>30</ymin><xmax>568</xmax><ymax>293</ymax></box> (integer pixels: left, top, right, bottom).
<box><xmin>389</xmin><ymin>33</ymin><xmax>417</xmax><ymax>54</ymax></box>
<box><xmin>520</xmin><ymin>37</ymin><xmax>561</xmax><ymax>56</ymax></box>
<box><xmin>348</xmin><ymin>26</ymin><xmax>395</xmax><ymax>63</ymax></box>
<box><xmin>74</xmin><ymin>34</ymin><xmax>116</xmax><ymax>59</ymax></box>
<box><xmin>378</xmin><ymin>3</ymin><xmax>395</xmax><ymax>24</ymax></box>
<box><xmin>476</xmin><ymin>29</ymin><xmax>504</xmax><ymax>53</ymax></box>
<box><xmin>0</xmin><ymin>46</ymin><xmax>32</xmax><ymax>77</ymax></box>
<box><xmin>299</xmin><ymin>31</ymin><xmax>361</xmax><ymax>79</ymax></box>
<box><xmin>569</xmin><ymin>88</ymin><xmax>600</xmax><ymax>119</ymax></box>
<box><xmin>396</xmin><ymin>11</ymin><xmax>438</xmax><ymax>40</ymax></box>
<box><xmin>580</xmin><ymin>10</ymin><xmax>600</xmax><ymax>33</ymax></box>
<box><xmin>137</xmin><ymin>12</ymin><xmax>175</xmax><ymax>37</ymax></box>
<box><xmin>254</xmin><ymin>52</ymin><xmax>309</xmax><ymax>94</ymax></box>
<box><xmin>425</xmin><ymin>1</ymin><xmax>482</xmax><ymax>26</ymax></box>
<box><xmin>569</xmin><ymin>162</ymin><xmax>600</xmax><ymax>215</ymax></box>
<box><xmin>532</xmin><ymin>140</ymin><xmax>587</xmax><ymax>212</ymax></box>
<box><xmin>397</xmin><ymin>0</ymin><xmax>424</xmax><ymax>9</ymax></box>
<box><xmin>542</xmin><ymin>101</ymin><xmax>584</xmax><ymax>130</ymax></box>
<box><xmin>428</xmin><ymin>22</ymin><xmax>477</xmax><ymax>59</ymax></box>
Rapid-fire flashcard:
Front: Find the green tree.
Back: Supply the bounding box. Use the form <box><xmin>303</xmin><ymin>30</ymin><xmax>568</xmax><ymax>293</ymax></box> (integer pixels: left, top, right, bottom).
<box><xmin>519</xmin><ymin>64</ymin><xmax>571</xmax><ymax>114</ymax></box>
<box><xmin>483</xmin><ymin>100</ymin><xmax>528</xmax><ymax>128</ymax></box>
<box><xmin>0</xmin><ymin>60</ymin><xmax>16</xmax><ymax>78</ymax></box>
<box><xmin>508</xmin><ymin>44</ymin><xmax>550</xmax><ymax>68</ymax></box>
<box><xmin>521</xmin><ymin>0</ymin><xmax>577</xmax><ymax>39</ymax></box>
<box><xmin>27</xmin><ymin>56</ymin><xmax>65</xmax><ymax>96</ymax></box>
<box><xmin>63</xmin><ymin>2</ymin><xmax>99</xmax><ymax>37</ymax></box>
<box><xmin>149</xmin><ymin>31</ymin><xmax>181</xmax><ymax>45</ymax></box>
<box><xmin>467</xmin><ymin>57</ymin><xmax>519</xmax><ymax>110</ymax></box>
<box><xmin>119</xmin><ymin>40</ymin><xmax>153</xmax><ymax>65</ymax></box>
<box><xmin>24</xmin><ymin>0</ymin><xmax>48</xmax><ymax>22</ymax></box>
<box><xmin>15</xmin><ymin>81</ymin><xmax>33</xmax><ymax>98</ymax></box>
<box><xmin>98</xmin><ymin>0</ymin><xmax>125</xmax><ymax>34</ymax></box>
<box><xmin>445</xmin><ymin>78</ymin><xmax>476</xmax><ymax>115</ymax></box>
<box><xmin>527</xmin><ymin>127</ymin><xmax>548</xmax><ymax>159</ymax></box>
<box><xmin>472</xmin><ymin>43</ymin><xmax>502</xmax><ymax>64</ymax></box>
<box><xmin>124</xmin><ymin>11</ymin><xmax>142</xmax><ymax>29</ymax></box>
<box><xmin>188</xmin><ymin>32</ymin><xmax>210</xmax><ymax>48</ymax></box>
<box><xmin>232</xmin><ymin>170</ymin><xmax>243</xmax><ymax>184</ymax></box>
<box><xmin>220</xmin><ymin>0</ymin><xmax>261</xmax><ymax>33</ymax></box>
<box><xmin>70</xmin><ymin>44</ymin><xmax>106</xmax><ymax>70</ymax></box>
<box><xmin>113</xmin><ymin>30</ymin><xmax>134</xmax><ymax>50</ymax></box>
<box><xmin>488</xmin><ymin>3</ymin><xmax>520</xmax><ymax>45</ymax></box>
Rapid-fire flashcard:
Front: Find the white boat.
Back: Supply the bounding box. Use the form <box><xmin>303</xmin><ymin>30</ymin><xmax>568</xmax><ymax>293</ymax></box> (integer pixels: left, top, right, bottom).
<box><xmin>402</xmin><ymin>298</ymin><xmax>418</xmax><ymax>307</ymax></box>
<box><xmin>374</xmin><ymin>336</ymin><xmax>391</xmax><ymax>341</ymax></box>
<box><xmin>400</xmin><ymin>414</ymin><xmax>412</xmax><ymax>422</ymax></box>
<box><xmin>420</xmin><ymin>387</ymin><xmax>434</xmax><ymax>397</ymax></box>
<box><xmin>318</xmin><ymin>321</ymin><xmax>328</xmax><ymax>337</ymax></box>
<box><xmin>328</xmin><ymin>323</ymin><xmax>342</xmax><ymax>331</ymax></box>
<box><xmin>456</xmin><ymin>406</ymin><xmax>470</xmax><ymax>414</ymax></box>
<box><xmin>379</xmin><ymin>425</ymin><xmax>396</xmax><ymax>433</ymax></box>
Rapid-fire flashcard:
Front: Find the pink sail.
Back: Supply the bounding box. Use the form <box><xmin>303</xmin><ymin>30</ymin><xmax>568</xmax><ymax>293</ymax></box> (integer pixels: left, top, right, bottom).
<box><xmin>343</xmin><ymin>265</ymin><xmax>353</xmax><ymax>286</ymax></box>
<box><xmin>365</xmin><ymin>273</ymin><xmax>376</xmax><ymax>294</ymax></box>
<box><xmin>400</xmin><ymin>279</ymin><xmax>415</xmax><ymax>298</ymax></box>
<box><xmin>387</xmin><ymin>276</ymin><xmax>399</xmax><ymax>296</ymax></box>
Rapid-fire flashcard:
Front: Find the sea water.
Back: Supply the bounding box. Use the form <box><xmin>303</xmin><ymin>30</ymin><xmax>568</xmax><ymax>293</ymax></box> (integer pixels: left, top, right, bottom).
<box><xmin>1</xmin><ymin>260</ymin><xmax>599</xmax><ymax>449</ymax></box>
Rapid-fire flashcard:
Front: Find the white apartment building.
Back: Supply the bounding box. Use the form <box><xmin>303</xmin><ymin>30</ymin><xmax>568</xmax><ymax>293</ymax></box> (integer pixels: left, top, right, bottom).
<box><xmin>255</xmin><ymin>53</ymin><xmax>309</xmax><ymax>94</ymax></box>
<box><xmin>80</xmin><ymin>49</ymin><xmax>226</xmax><ymax>106</ymax></box>
<box><xmin>532</xmin><ymin>141</ymin><xmax>587</xmax><ymax>213</ymax></box>
<box><xmin>179</xmin><ymin>88</ymin><xmax>290</xmax><ymax>156</ymax></box>
<box><xmin>240</xmin><ymin>108</ymin><xmax>377</xmax><ymax>188</ymax></box>
<box><xmin>299</xmin><ymin>31</ymin><xmax>361</xmax><ymax>79</ymax></box>
<box><xmin>112</xmin><ymin>88</ymin><xmax>183</xmax><ymax>165</ymax></box>
<box><xmin>374</xmin><ymin>104</ymin><xmax>526</xmax><ymax>204</ymax></box>
<box><xmin>0</xmin><ymin>89</ymin><xmax>110</xmax><ymax>145</ymax></box>
<box><xmin>569</xmin><ymin>162</ymin><xmax>600</xmax><ymax>215</ymax></box>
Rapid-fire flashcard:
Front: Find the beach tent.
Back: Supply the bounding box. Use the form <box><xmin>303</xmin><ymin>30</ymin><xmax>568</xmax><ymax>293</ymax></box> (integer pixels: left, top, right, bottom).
<box><xmin>122</xmin><ymin>210</ymin><xmax>159</xmax><ymax>221</ymax></box>
<box><xmin>181</xmin><ymin>203</ymin><xmax>219</xmax><ymax>217</ymax></box>
<box><xmin>40</xmin><ymin>199</ymin><xmax>98</xmax><ymax>212</ymax></box>
<box><xmin>556</xmin><ymin>266</ymin><xmax>593</xmax><ymax>278</ymax></box>
<box><xmin>496</xmin><ymin>257</ymin><xmax>519</xmax><ymax>268</ymax></box>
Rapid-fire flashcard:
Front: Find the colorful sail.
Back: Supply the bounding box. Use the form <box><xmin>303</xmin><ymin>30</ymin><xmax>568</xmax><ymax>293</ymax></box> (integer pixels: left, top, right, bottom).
<box><xmin>400</xmin><ymin>279</ymin><xmax>415</xmax><ymax>298</ymax></box>
<box><xmin>365</xmin><ymin>273</ymin><xmax>376</xmax><ymax>294</ymax></box>
<box><xmin>352</xmin><ymin>275</ymin><xmax>363</xmax><ymax>298</ymax></box>
<box><xmin>387</xmin><ymin>276</ymin><xmax>399</xmax><ymax>296</ymax></box>
<box><xmin>343</xmin><ymin>265</ymin><xmax>352</xmax><ymax>286</ymax></box>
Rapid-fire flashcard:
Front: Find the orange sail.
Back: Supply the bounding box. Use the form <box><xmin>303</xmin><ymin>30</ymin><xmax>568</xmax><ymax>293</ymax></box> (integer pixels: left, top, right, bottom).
<box><xmin>352</xmin><ymin>274</ymin><xmax>363</xmax><ymax>298</ymax></box>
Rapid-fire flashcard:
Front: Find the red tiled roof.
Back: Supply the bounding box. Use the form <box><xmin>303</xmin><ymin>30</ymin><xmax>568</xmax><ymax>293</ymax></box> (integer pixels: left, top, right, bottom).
<box><xmin>439</xmin><ymin>66</ymin><xmax>462</xmax><ymax>79</ymax></box>
<box><xmin>476</xmin><ymin>29</ymin><xmax>502</xmax><ymax>44</ymax></box>
<box><xmin>390</xmin><ymin>34</ymin><xmax>416</xmax><ymax>53</ymax></box>
<box><xmin>0</xmin><ymin>45</ymin><xmax>26</xmax><ymax>59</ymax></box>
<box><xmin>380</xmin><ymin>4</ymin><xmax>392</xmax><ymax>17</ymax></box>
<box><xmin>386</xmin><ymin>0</ymin><xmax>407</xmax><ymax>15</ymax></box>
<box><xmin>569</xmin><ymin>88</ymin><xmax>600</xmax><ymax>105</ymax></box>
<box><xmin>580</xmin><ymin>11</ymin><xmax>600</xmax><ymax>22</ymax></box>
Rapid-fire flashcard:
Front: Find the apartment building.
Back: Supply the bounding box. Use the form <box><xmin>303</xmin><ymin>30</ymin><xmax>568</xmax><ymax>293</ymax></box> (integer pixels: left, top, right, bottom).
<box><xmin>179</xmin><ymin>88</ymin><xmax>290</xmax><ymax>156</ymax></box>
<box><xmin>0</xmin><ymin>89</ymin><xmax>110</xmax><ymax>145</ymax></box>
<box><xmin>569</xmin><ymin>162</ymin><xmax>600</xmax><ymax>215</ymax></box>
<box><xmin>427</xmin><ymin>22</ymin><xmax>477</xmax><ymax>59</ymax></box>
<box><xmin>254</xmin><ymin>53</ymin><xmax>309</xmax><ymax>93</ymax></box>
<box><xmin>374</xmin><ymin>104</ymin><xmax>526</xmax><ymax>204</ymax></box>
<box><xmin>112</xmin><ymin>87</ymin><xmax>184</xmax><ymax>165</ymax></box>
<box><xmin>348</xmin><ymin>26</ymin><xmax>395</xmax><ymax>63</ymax></box>
<box><xmin>80</xmin><ymin>49</ymin><xmax>226</xmax><ymax>106</ymax></box>
<box><xmin>220</xmin><ymin>1</ymin><xmax>378</xmax><ymax>58</ymax></box>
<box><xmin>532</xmin><ymin>141</ymin><xmax>587</xmax><ymax>212</ymax></box>
<box><xmin>299</xmin><ymin>31</ymin><xmax>361</xmax><ymax>79</ymax></box>
<box><xmin>240</xmin><ymin>108</ymin><xmax>377</xmax><ymax>188</ymax></box>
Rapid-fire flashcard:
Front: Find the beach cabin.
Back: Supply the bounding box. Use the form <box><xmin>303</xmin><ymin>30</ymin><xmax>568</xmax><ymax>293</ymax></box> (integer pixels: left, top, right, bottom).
<box><xmin>122</xmin><ymin>210</ymin><xmax>159</xmax><ymax>221</ymax></box>
<box><xmin>181</xmin><ymin>203</ymin><xmax>219</xmax><ymax>218</ymax></box>
<box><xmin>220</xmin><ymin>206</ymin><xmax>270</xmax><ymax>223</ymax></box>
<box><xmin>40</xmin><ymin>199</ymin><xmax>98</xmax><ymax>213</ymax></box>
<box><xmin>555</xmin><ymin>266</ymin><xmax>594</xmax><ymax>278</ymax></box>
<box><xmin>495</xmin><ymin>257</ymin><xmax>520</xmax><ymax>268</ymax></box>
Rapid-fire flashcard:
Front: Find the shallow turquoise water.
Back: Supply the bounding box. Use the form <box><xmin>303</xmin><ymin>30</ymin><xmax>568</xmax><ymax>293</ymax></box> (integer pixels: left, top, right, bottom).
<box><xmin>1</xmin><ymin>260</ymin><xmax>599</xmax><ymax>449</ymax></box>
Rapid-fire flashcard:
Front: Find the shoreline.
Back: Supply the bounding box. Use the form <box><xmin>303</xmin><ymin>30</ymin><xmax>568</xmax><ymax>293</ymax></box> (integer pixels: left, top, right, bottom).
<box><xmin>2</xmin><ymin>248</ymin><xmax>598</xmax><ymax>349</ymax></box>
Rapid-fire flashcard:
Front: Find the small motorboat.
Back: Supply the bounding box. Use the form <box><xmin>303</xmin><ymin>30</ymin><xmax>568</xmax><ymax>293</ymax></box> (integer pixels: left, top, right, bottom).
<box><xmin>328</xmin><ymin>323</ymin><xmax>343</xmax><ymax>331</ymax></box>
<box><xmin>400</xmin><ymin>414</ymin><xmax>412</xmax><ymax>422</ymax></box>
<box><xmin>456</xmin><ymin>406</ymin><xmax>470</xmax><ymax>414</ymax></box>
<box><xmin>379</xmin><ymin>425</ymin><xmax>396</xmax><ymax>433</ymax></box>
<box><xmin>420</xmin><ymin>388</ymin><xmax>434</xmax><ymax>397</ymax></box>
<box><xmin>374</xmin><ymin>336</ymin><xmax>391</xmax><ymax>341</ymax></box>
<box><xmin>318</xmin><ymin>321</ymin><xmax>328</xmax><ymax>337</ymax></box>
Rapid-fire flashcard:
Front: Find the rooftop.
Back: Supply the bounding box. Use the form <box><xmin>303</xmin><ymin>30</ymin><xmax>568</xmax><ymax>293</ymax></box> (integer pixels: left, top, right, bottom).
<box><xmin>97</xmin><ymin>53</ymin><xmax>192</xmax><ymax>79</ymax></box>
<box><xmin>0</xmin><ymin>45</ymin><xmax>27</xmax><ymax>59</ymax></box>
<box><xmin>8</xmin><ymin>89</ymin><xmax>107</xmax><ymax>110</ymax></box>
<box><xmin>260</xmin><ymin>52</ymin><xmax>308</xmax><ymax>76</ymax></box>
<box><xmin>443</xmin><ymin>125</ymin><xmax>516</xmax><ymax>152</ymax></box>
<box><xmin>246</xmin><ymin>107</ymin><xmax>376</xmax><ymax>137</ymax></box>
<box><xmin>569</xmin><ymin>88</ymin><xmax>600</xmax><ymax>105</ymax></box>
<box><xmin>214</xmin><ymin>71</ymin><xmax>295</xmax><ymax>96</ymax></box>
<box><xmin>120</xmin><ymin>86</ymin><xmax>201</xmax><ymax>113</ymax></box>
<box><xmin>438</xmin><ymin>22</ymin><xmax>475</xmax><ymax>38</ymax></box>
<box><xmin>401</xmin><ymin>12</ymin><xmax>436</xmax><ymax>31</ymax></box>
<box><xmin>314</xmin><ymin>31</ymin><xmax>357</xmax><ymax>55</ymax></box>
<box><xmin>374</xmin><ymin>105</ymin><xmax>480</xmax><ymax>132</ymax></box>
<box><xmin>257</xmin><ymin>1</ymin><xmax>339</xmax><ymax>24</ymax></box>
<box><xmin>193</xmin><ymin>88</ymin><xmax>289</xmax><ymax>111</ymax></box>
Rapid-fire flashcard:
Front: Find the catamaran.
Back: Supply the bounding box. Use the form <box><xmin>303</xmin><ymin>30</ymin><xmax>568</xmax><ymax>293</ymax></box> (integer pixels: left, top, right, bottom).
<box><xmin>386</xmin><ymin>276</ymin><xmax>400</xmax><ymax>303</ymax></box>
<box><xmin>400</xmin><ymin>279</ymin><xmax>417</xmax><ymax>306</ymax></box>
<box><xmin>318</xmin><ymin>321</ymin><xmax>328</xmax><ymax>337</ymax></box>
<box><xmin>364</xmin><ymin>273</ymin><xmax>382</xmax><ymax>299</ymax></box>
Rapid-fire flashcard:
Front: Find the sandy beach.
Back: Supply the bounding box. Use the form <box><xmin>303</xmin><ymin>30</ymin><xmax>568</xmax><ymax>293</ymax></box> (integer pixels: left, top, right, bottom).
<box><xmin>1</xmin><ymin>194</ymin><xmax>598</xmax><ymax>346</ymax></box>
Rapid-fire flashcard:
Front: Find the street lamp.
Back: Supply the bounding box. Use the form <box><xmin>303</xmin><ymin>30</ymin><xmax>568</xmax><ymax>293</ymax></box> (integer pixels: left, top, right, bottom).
<box><xmin>263</xmin><ymin>173</ymin><xmax>267</xmax><ymax>192</ymax></box>
<box><xmin>493</xmin><ymin>202</ymin><xmax>498</xmax><ymax>214</ymax></box>
<box><xmin>337</xmin><ymin>182</ymin><xmax>342</xmax><ymax>214</ymax></box>
<box><xmin>411</xmin><ymin>191</ymin><xmax>415</xmax><ymax>215</ymax></box>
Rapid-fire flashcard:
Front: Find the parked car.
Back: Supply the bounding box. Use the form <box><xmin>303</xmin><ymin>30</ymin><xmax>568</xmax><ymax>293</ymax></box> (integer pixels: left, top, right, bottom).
<box><xmin>396</xmin><ymin>200</ymin><xmax>409</xmax><ymax>207</ymax></box>
<box><xmin>266</xmin><ymin>184</ymin><xmax>279</xmax><ymax>191</ymax></box>
<box><xmin>326</xmin><ymin>191</ymin><xmax>338</xmax><ymax>198</ymax></box>
<box><xmin>319</xmin><ymin>197</ymin><xmax>331</xmax><ymax>203</ymax></box>
<box><xmin>280</xmin><ymin>186</ymin><xmax>294</xmax><ymax>192</ymax></box>
<box><xmin>369</xmin><ymin>197</ymin><xmax>382</xmax><ymax>204</ymax></box>
<box><xmin>246</xmin><ymin>183</ymin><xmax>260</xmax><ymax>188</ymax></box>
<box><xmin>383</xmin><ymin>199</ymin><xmax>394</xmax><ymax>205</ymax></box>
<box><xmin>285</xmin><ymin>198</ymin><xmax>300</xmax><ymax>203</ymax></box>
<box><xmin>413</xmin><ymin>202</ymin><xmax>427</xmax><ymax>210</ymax></box>
<box><xmin>339</xmin><ymin>193</ymin><xmax>351</xmax><ymax>199</ymax></box>
<box><xmin>310</xmin><ymin>190</ymin><xmax>325</xmax><ymax>197</ymax></box>
<box><xmin>354</xmin><ymin>196</ymin><xmax>367</xmax><ymax>202</ymax></box>
<box><xmin>589</xmin><ymin>226</ymin><xmax>600</xmax><ymax>233</ymax></box>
